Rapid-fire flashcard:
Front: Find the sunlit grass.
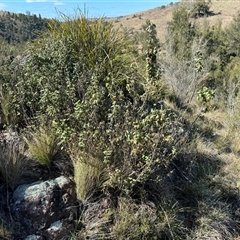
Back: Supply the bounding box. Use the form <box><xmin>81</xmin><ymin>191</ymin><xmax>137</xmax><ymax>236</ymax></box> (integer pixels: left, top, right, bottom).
<box><xmin>24</xmin><ymin>125</ymin><xmax>60</xmax><ymax>168</ymax></box>
<box><xmin>72</xmin><ymin>150</ymin><xmax>107</xmax><ymax>201</ymax></box>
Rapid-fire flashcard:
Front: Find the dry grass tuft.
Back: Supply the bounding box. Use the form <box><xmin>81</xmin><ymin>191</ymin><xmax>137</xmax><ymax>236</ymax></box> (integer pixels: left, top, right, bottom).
<box><xmin>24</xmin><ymin>125</ymin><xmax>60</xmax><ymax>168</ymax></box>
<box><xmin>0</xmin><ymin>141</ymin><xmax>28</xmax><ymax>190</ymax></box>
<box><xmin>112</xmin><ymin>198</ymin><xmax>184</xmax><ymax>240</ymax></box>
<box><xmin>71</xmin><ymin>150</ymin><xmax>107</xmax><ymax>201</ymax></box>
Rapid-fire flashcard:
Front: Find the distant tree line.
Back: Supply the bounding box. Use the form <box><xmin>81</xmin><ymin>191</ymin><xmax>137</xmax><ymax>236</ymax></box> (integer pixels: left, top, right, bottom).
<box><xmin>0</xmin><ymin>11</ymin><xmax>51</xmax><ymax>44</ymax></box>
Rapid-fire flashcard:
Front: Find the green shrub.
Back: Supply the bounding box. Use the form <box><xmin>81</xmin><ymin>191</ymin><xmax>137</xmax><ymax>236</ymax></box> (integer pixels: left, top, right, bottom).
<box><xmin>197</xmin><ymin>86</ymin><xmax>215</xmax><ymax>111</ymax></box>
<box><xmin>13</xmin><ymin>11</ymin><xmax>184</xmax><ymax>197</ymax></box>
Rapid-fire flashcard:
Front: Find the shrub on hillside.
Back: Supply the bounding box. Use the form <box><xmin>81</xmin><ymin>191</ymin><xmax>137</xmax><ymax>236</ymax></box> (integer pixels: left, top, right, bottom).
<box><xmin>8</xmin><ymin>12</ymin><xmax>185</xmax><ymax>198</ymax></box>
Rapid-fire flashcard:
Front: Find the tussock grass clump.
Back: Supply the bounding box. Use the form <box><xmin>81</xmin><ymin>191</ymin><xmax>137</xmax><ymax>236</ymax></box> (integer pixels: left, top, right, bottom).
<box><xmin>112</xmin><ymin>198</ymin><xmax>185</xmax><ymax>240</ymax></box>
<box><xmin>0</xmin><ymin>141</ymin><xmax>28</xmax><ymax>189</ymax></box>
<box><xmin>111</xmin><ymin>197</ymin><xmax>158</xmax><ymax>240</ymax></box>
<box><xmin>24</xmin><ymin>125</ymin><xmax>60</xmax><ymax>168</ymax></box>
<box><xmin>187</xmin><ymin>199</ymin><xmax>235</xmax><ymax>239</ymax></box>
<box><xmin>72</xmin><ymin>150</ymin><xmax>107</xmax><ymax>201</ymax></box>
<box><xmin>48</xmin><ymin>10</ymin><xmax>135</xmax><ymax>78</ymax></box>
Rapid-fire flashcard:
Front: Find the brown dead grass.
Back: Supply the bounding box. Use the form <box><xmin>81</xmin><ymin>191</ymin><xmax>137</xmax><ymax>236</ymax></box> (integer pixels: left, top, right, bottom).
<box><xmin>112</xmin><ymin>4</ymin><xmax>174</xmax><ymax>41</ymax></box>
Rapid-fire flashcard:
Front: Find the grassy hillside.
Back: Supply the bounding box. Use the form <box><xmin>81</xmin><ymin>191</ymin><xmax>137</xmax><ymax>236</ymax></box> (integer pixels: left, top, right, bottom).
<box><xmin>112</xmin><ymin>0</ymin><xmax>240</xmax><ymax>41</ymax></box>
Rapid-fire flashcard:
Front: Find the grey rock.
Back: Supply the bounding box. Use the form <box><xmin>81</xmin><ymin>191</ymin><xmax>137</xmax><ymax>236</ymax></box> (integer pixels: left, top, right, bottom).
<box><xmin>43</xmin><ymin>219</ymin><xmax>75</xmax><ymax>240</ymax></box>
<box><xmin>24</xmin><ymin>235</ymin><xmax>44</xmax><ymax>240</ymax></box>
<box><xmin>11</xmin><ymin>176</ymin><xmax>78</xmax><ymax>236</ymax></box>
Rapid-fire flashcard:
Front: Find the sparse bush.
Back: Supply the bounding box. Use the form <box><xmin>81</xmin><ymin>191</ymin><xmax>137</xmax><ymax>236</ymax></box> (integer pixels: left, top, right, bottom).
<box><xmin>161</xmin><ymin>37</ymin><xmax>212</xmax><ymax>108</ymax></box>
<box><xmin>161</xmin><ymin>5</ymin><xmax>214</xmax><ymax>108</ymax></box>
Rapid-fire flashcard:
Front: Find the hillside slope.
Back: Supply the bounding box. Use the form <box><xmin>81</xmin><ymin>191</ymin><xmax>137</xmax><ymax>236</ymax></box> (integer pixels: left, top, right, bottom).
<box><xmin>0</xmin><ymin>11</ymin><xmax>50</xmax><ymax>44</ymax></box>
<box><xmin>113</xmin><ymin>1</ymin><xmax>240</xmax><ymax>41</ymax></box>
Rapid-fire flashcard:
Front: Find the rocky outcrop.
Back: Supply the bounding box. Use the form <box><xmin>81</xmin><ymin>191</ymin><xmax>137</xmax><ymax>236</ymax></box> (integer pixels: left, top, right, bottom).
<box><xmin>11</xmin><ymin>176</ymin><xmax>79</xmax><ymax>239</ymax></box>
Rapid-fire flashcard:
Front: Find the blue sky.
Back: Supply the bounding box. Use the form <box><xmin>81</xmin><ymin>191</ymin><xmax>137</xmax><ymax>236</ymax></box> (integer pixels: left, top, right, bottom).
<box><xmin>0</xmin><ymin>0</ymin><xmax>179</xmax><ymax>19</ymax></box>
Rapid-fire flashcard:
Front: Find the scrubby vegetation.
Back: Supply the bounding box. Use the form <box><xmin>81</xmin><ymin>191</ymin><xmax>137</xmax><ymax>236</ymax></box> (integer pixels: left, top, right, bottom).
<box><xmin>1</xmin><ymin>1</ymin><xmax>240</xmax><ymax>239</ymax></box>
